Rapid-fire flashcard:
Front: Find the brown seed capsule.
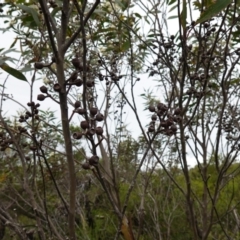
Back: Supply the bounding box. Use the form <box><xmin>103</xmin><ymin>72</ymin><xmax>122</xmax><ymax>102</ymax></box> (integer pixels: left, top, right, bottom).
<box><xmin>174</xmin><ymin>108</ymin><xmax>181</xmax><ymax>115</ymax></box>
<box><xmin>173</xmin><ymin>116</ymin><xmax>182</xmax><ymax>122</ymax></box>
<box><xmin>157</xmin><ymin>110</ymin><xmax>164</xmax><ymax>116</ymax></box>
<box><xmin>150</xmin><ymin>121</ymin><xmax>156</xmax><ymax>126</ymax></box>
<box><xmin>171</xmin><ymin>125</ymin><xmax>177</xmax><ymax>132</ymax></box>
<box><xmin>82</xmin><ymin>162</ymin><xmax>91</xmax><ymax>170</ymax></box>
<box><xmin>111</xmin><ymin>76</ymin><xmax>119</xmax><ymax>81</ymax></box>
<box><xmin>72</xmin><ymin>132</ymin><xmax>83</xmax><ymax>139</ymax></box>
<box><xmin>69</xmin><ymin>71</ymin><xmax>78</xmax><ymax>81</ymax></box>
<box><xmin>18</xmin><ymin>126</ymin><xmax>25</xmax><ymax>133</ymax></box>
<box><xmin>89</xmin><ymin>155</ymin><xmax>99</xmax><ymax>166</ymax></box>
<box><xmin>74</xmin><ymin>79</ymin><xmax>83</xmax><ymax>87</ymax></box>
<box><xmin>37</xmin><ymin>94</ymin><xmax>46</xmax><ymax>101</ymax></box>
<box><xmin>96</xmin><ymin>126</ymin><xmax>103</xmax><ymax>135</ymax></box>
<box><xmin>167</xmin><ymin>112</ymin><xmax>173</xmax><ymax>119</ymax></box>
<box><xmin>71</xmin><ymin>58</ymin><xmax>80</xmax><ymax>69</ymax></box>
<box><xmin>204</xmin><ymin>22</ymin><xmax>209</xmax><ymax>28</ymax></box>
<box><xmin>74</xmin><ymin>101</ymin><xmax>81</xmax><ymax>109</ymax></box>
<box><xmin>25</xmin><ymin>156</ymin><xmax>31</xmax><ymax>161</ymax></box>
<box><xmin>86</xmin><ymin>128</ymin><xmax>95</xmax><ymax>136</ymax></box>
<box><xmin>157</xmin><ymin>103</ymin><xmax>168</xmax><ymax>111</ymax></box>
<box><xmin>90</xmin><ymin>107</ymin><xmax>98</xmax><ymax>116</ymax></box>
<box><xmin>151</xmin><ymin>114</ymin><xmax>157</xmax><ymax>121</ymax></box>
<box><xmin>29</xmin><ymin>145</ymin><xmax>37</xmax><ymax>151</ymax></box>
<box><xmin>27</xmin><ymin>102</ymin><xmax>35</xmax><ymax>107</ymax></box>
<box><xmin>99</xmin><ymin>73</ymin><xmax>104</xmax><ymax>81</ymax></box>
<box><xmin>34</xmin><ymin>62</ymin><xmax>44</xmax><ymax>69</ymax></box>
<box><xmin>75</xmin><ymin>108</ymin><xmax>86</xmax><ymax>115</ymax></box>
<box><xmin>165</xmin><ymin>129</ymin><xmax>174</xmax><ymax>136</ymax></box>
<box><xmin>95</xmin><ymin>113</ymin><xmax>104</xmax><ymax>122</ymax></box>
<box><xmin>26</xmin><ymin>111</ymin><xmax>32</xmax><ymax>117</ymax></box>
<box><xmin>86</xmin><ymin>80</ymin><xmax>94</xmax><ymax>87</ymax></box>
<box><xmin>148</xmin><ymin>125</ymin><xmax>155</xmax><ymax>132</ymax></box>
<box><xmin>166</xmin><ymin>118</ymin><xmax>173</xmax><ymax>127</ymax></box>
<box><xmin>35</xmin><ymin>103</ymin><xmax>40</xmax><ymax>108</ymax></box>
<box><xmin>40</xmin><ymin>85</ymin><xmax>48</xmax><ymax>94</ymax></box>
<box><xmin>160</xmin><ymin>121</ymin><xmax>168</xmax><ymax>128</ymax></box>
<box><xmin>53</xmin><ymin>83</ymin><xmax>61</xmax><ymax>92</ymax></box>
<box><xmin>148</xmin><ymin>105</ymin><xmax>155</xmax><ymax>112</ymax></box>
<box><xmin>80</xmin><ymin>121</ymin><xmax>89</xmax><ymax>130</ymax></box>
<box><xmin>22</xmin><ymin>142</ymin><xmax>28</xmax><ymax>148</ymax></box>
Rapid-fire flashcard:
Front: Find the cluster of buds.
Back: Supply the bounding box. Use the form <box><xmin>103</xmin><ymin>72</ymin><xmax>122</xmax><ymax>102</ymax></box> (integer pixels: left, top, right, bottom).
<box><xmin>66</xmin><ymin>71</ymin><xmax>83</xmax><ymax>87</ymax></box>
<box><xmin>38</xmin><ymin>85</ymin><xmax>49</xmax><ymax>101</ymax></box>
<box><xmin>72</xmin><ymin>103</ymin><xmax>104</xmax><ymax>169</ymax></box>
<box><xmin>222</xmin><ymin>105</ymin><xmax>240</xmax><ymax>143</ymax></box>
<box><xmin>48</xmin><ymin>0</ymin><xmax>58</xmax><ymax>8</ymax></box>
<box><xmin>38</xmin><ymin>84</ymin><xmax>63</xmax><ymax>102</ymax></box>
<box><xmin>185</xmin><ymin>87</ymin><xmax>205</xmax><ymax>99</ymax></box>
<box><xmin>19</xmin><ymin>102</ymin><xmax>40</xmax><ymax>123</ymax></box>
<box><xmin>82</xmin><ymin>155</ymin><xmax>99</xmax><ymax>170</ymax></box>
<box><xmin>0</xmin><ymin>132</ymin><xmax>13</xmax><ymax>151</ymax></box>
<box><xmin>73</xmin><ymin>104</ymin><xmax>104</xmax><ymax>141</ymax></box>
<box><xmin>148</xmin><ymin>102</ymin><xmax>182</xmax><ymax>136</ymax></box>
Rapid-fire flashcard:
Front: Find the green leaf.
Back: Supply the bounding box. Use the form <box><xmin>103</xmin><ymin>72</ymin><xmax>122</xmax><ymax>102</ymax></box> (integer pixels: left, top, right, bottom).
<box><xmin>17</xmin><ymin>5</ymin><xmax>40</xmax><ymax>26</ymax></box>
<box><xmin>0</xmin><ymin>59</ymin><xmax>4</xmax><ymax>66</ymax></box>
<box><xmin>2</xmin><ymin>48</ymin><xmax>18</xmax><ymax>55</ymax></box>
<box><xmin>168</xmin><ymin>15</ymin><xmax>178</xmax><ymax>19</ymax></box>
<box><xmin>121</xmin><ymin>40</ymin><xmax>131</xmax><ymax>52</ymax></box>
<box><xmin>0</xmin><ymin>64</ymin><xmax>27</xmax><ymax>81</ymax></box>
<box><xmin>51</xmin><ymin>6</ymin><xmax>61</xmax><ymax>17</ymax></box>
<box><xmin>9</xmin><ymin>38</ymin><xmax>18</xmax><ymax>49</ymax></box>
<box><xmin>229</xmin><ymin>78</ymin><xmax>240</xmax><ymax>85</ymax></box>
<box><xmin>196</xmin><ymin>0</ymin><xmax>231</xmax><ymax>24</ymax></box>
<box><xmin>168</xmin><ymin>0</ymin><xmax>177</xmax><ymax>5</ymax></box>
<box><xmin>180</xmin><ymin>0</ymin><xmax>187</xmax><ymax>30</ymax></box>
<box><xmin>20</xmin><ymin>66</ymin><xmax>35</xmax><ymax>72</ymax></box>
<box><xmin>115</xmin><ymin>0</ymin><xmax>130</xmax><ymax>11</ymax></box>
<box><xmin>134</xmin><ymin>13</ymin><xmax>142</xmax><ymax>19</ymax></box>
<box><xmin>168</xmin><ymin>4</ymin><xmax>178</xmax><ymax>12</ymax></box>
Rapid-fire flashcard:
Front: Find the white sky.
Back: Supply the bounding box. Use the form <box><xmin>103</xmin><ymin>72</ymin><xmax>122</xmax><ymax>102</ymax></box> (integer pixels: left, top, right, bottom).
<box><xmin>0</xmin><ymin>3</ymin><xmax>204</xmax><ymax>166</ymax></box>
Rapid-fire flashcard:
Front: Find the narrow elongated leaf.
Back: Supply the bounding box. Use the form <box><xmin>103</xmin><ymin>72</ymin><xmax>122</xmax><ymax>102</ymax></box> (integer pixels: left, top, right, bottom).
<box><xmin>168</xmin><ymin>15</ymin><xmax>178</xmax><ymax>19</ymax></box>
<box><xmin>115</xmin><ymin>0</ymin><xmax>130</xmax><ymax>11</ymax></box>
<box><xmin>17</xmin><ymin>5</ymin><xmax>40</xmax><ymax>26</ymax></box>
<box><xmin>180</xmin><ymin>0</ymin><xmax>187</xmax><ymax>29</ymax></box>
<box><xmin>168</xmin><ymin>0</ymin><xmax>177</xmax><ymax>5</ymax></box>
<box><xmin>0</xmin><ymin>64</ymin><xmax>27</xmax><ymax>81</ymax></box>
<box><xmin>9</xmin><ymin>38</ymin><xmax>18</xmax><ymax>49</ymax></box>
<box><xmin>51</xmin><ymin>6</ymin><xmax>61</xmax><ymax>17</ymax></box>
<box><xmin>169</xmin><ymin>4</ymin><xmax>178</xmax><ymax>12</ymax></box>
<box><xmin>134</xmin><ymin>13</ymin><xmax>142</xmax><ymax>19</ymax></box>
<box><xmin>196</xmin><ymin>0</ymin><xmax>231</xmax><ymax>24</ymax></box>
<box><xmin>121</xmin><ymin>40</ymin><xmax>131</xmax><ymax>52</ymax></box>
